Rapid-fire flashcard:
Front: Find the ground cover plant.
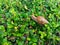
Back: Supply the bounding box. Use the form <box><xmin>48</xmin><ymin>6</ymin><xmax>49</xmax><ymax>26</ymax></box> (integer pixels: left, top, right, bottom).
<box><xmin>0</xmin><ymin>0</ymin><xmax>60</xmax><ymax>45</ymax></box>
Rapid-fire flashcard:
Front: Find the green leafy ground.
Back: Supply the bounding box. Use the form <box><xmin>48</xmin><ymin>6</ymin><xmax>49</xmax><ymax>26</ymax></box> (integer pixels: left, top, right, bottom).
<box><xmin>0</xmin><ymin>0</ymin><xmax>60</xmax><ymax>45</ymax></box>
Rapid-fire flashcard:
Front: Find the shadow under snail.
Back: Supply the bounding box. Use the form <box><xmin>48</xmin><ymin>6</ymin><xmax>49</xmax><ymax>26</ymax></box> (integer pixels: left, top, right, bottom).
<box><xmin>31</xmin><ymin>15</ymin><xmax>49</xmax><ymax>25</ymax></box>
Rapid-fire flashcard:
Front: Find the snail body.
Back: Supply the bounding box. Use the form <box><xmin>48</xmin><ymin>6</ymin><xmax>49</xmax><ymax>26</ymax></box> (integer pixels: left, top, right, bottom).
<box><xmin>31</xmin><ymin>15</ymin><xmax>49</xmax><ymax>25</ymax></box>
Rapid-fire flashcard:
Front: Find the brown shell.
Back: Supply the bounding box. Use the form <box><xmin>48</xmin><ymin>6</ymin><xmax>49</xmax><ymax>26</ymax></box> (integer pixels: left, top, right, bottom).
<box><xmin>31</xmin><ymin>15</ymin><xmax>48</xmax><ymax>25</ymax></box>
<box><xmin>36</xmin><ymin>16</ymin><xmax>48</xmax><ymax>24</ymax></box>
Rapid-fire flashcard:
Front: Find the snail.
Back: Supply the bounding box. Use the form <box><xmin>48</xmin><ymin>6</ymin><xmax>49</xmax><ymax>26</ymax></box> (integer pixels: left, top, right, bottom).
<box><xmin>31</xmin><ymin>15</ymin><xmax>49</xmax><ymax>25</ymax></box>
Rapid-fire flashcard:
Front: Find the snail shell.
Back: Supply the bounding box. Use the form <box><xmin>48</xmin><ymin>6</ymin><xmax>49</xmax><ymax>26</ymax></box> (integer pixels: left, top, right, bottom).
<box><xmin>31</xmin><ymin>15</ymin><xmax>49</xmax><ymax>25</ymax></box>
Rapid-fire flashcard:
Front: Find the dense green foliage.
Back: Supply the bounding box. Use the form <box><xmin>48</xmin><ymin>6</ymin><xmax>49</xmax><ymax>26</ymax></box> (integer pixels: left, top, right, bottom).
<box><xmin>0</xmin><ymin>0</ymin><xmax>60</xmax><ymax>45</ymax></box>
